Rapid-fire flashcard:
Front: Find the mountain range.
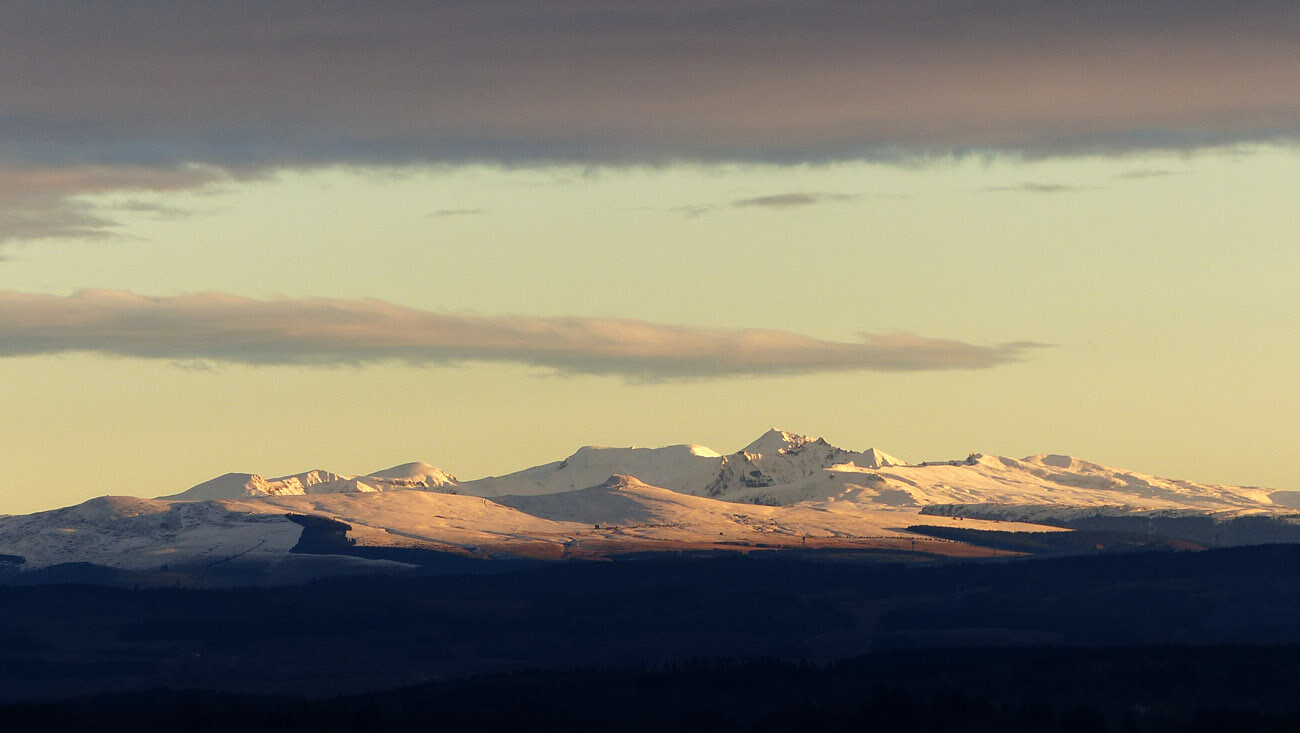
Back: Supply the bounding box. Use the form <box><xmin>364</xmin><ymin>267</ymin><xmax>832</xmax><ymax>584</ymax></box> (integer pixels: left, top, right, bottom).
<box><xmin>2</xmin><ymin>429</ymin><xmax>1296</xmax><ymax>582</ymax></box>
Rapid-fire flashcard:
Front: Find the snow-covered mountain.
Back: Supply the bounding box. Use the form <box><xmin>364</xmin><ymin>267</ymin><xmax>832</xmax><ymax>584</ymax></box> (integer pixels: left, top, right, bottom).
<box><xmin>156</xmin><ymin>428</ymin><xmax>1279</xmax><ymax>513</ymax></box>
<box><xmin>365</xmin><ymin>461</ymin><xmax>457</xmax><ymax>486</ymax></box>
<box><xmin>461</xmin><ymin>428</ymin><xmax>910</xmax><ymax>502</ymax></box>
<box><xmin>163</xmin><ymin>463</ymin><xmax>457</xmax><ymax>500</ymax></box>
<box><xmin>0</xmin><ymin>429</ymin><xmax>1293</xmax><ymax>579</ymax></box>
<box><xmin>0</xmin><ymin>475</ymin><xmax>1055</xmax><ymax>573</ymax></box>
<box><xmin>0</xmin><ymin>496</ymin><xmax>303</xmax><ymax>570</ymax></box>
<box><xmin>456</xmin><ymin>428</ymin><xmax>1275</xmax><ymax>511</ymax></box>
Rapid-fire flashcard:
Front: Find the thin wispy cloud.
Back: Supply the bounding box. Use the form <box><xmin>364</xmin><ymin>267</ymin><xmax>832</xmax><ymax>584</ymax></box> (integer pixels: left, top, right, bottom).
<box><xmin>674</xmin><ymin>192</ymin><xmax>858</xmax><ymax>217</ymax></box>
<box><xmin>1116</xmin><ymin>169</ymin><xmax>1181</xmax><ymax>180</ymax></box>
<box><xmin>982</xmin><ymin>183</ymin><xmax>1089</xmax><ymax>194</ymax></box>
<box><xmin>0</xmin><ymin>165</ymin><xmax>222</xmax><ymax>245</ymax></box>
<box><xmin>430</xmin><ymin>208</ymin><xmax>485</xmax><ymax>218</ymax></box>
<box><xmin>731</xmin><ymin>193</ymin><xmax>859</xmax><ymax>209</ymax></box>
<box><xmin>670</xmin><ymin>205</ymin><xmax>715</xmax><ymax>219</ymax></box>
<box><xmin>112</xmin><ymin>200</ymin><xmax>194</xmax><ymax>219</ymax></box>
<box><xmin>0</xmin><ymin>290</ymin><xmax>1044</xmax><ymax>380</ymax></box>
<box><xmin>167</xmin><ymin>359</ymin><xmax>216</xmax><ymax>372</ymax></box>
<box><xmin>0</xmin><ymin>205</ymin><xmax>115</xmax><ymax>244</ymax></box>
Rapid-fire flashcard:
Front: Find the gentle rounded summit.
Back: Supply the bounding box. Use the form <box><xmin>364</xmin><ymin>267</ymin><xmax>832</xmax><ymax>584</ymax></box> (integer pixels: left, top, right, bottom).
<box><xmin>368</xmin><ymin>461</ymin><xmax>457</xmax><ymax>487</ymax></box>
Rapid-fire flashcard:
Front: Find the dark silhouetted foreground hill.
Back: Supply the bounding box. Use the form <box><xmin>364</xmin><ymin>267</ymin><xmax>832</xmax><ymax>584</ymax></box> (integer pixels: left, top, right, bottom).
<box><xmin>2</xmin><ymin>544</ymin><xmax>1300</xmax><ymax>706</ymax></box>
<box><xmin>5</xmin><ymin>647</ymin><xmax>1300</xmax><ymax>732</ymax></box>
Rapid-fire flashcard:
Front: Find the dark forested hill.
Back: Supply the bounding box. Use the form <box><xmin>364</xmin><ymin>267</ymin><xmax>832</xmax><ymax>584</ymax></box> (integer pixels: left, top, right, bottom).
<box><xmin>3</xmin><ymin>544</ymin><xmax>1300</xmax><ymax>706</ymax></box>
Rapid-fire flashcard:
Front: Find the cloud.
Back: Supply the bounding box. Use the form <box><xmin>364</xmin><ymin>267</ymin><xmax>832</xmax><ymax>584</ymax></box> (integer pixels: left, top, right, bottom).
<box><xmin>430</xmin><ymin>208</ymin><xmax>485</xmax><ymax>217</ymax></box>
<box><xmin>0</xmin><ymin>165</ymin><xmax>223</xmax><ymax>244</ymax></box>
<box><xmin>0</xmin><ymin>290</ymin><xmax>1043</xmax><ymax>379</ymax></box>
<box><xmin>0</xmin><ymin>204</ymin><xmax>115</xmax><ymax>244</ymax></box>
<box><xmin>731</xmin><ymin>193</ymin><xmax>859</xmax><ymax>208</ymax></box>
<box><xmin>5</xmin><ymin>2</ymin><xmax>1298</xmax><ymax>243</ymax></box>
<box><xmin>1116</xmin><ymin>169</ymin><xmax>1180</xmax><ymax>180</ymax></box>
<box><xmin>2</xmin><ymin>1</ymin><xmax>1299</xmax><ymax>173</ymax></box>
<box><xmin>167</xmin><ymin>359</ymin><xmax>216</xmax><ymax>372</ymax></box>
<box><xmin>670</xmin><ymin>204</ymin><xmax>715</xmax><ymax>219</ymax></box>
<box><xmin>981</xmin><ymin>183</ymin><xmax>1089</xmax><ymax>194</ymax></box>
<box><xmin>673</xmin><ymin>192</ymin><xmax>857</xmax><ymax>217</ymax></box>
<box><xmin>111</xmin><ymin>200</ymin><xmax>195</xmax><ymax>219</ymax></box>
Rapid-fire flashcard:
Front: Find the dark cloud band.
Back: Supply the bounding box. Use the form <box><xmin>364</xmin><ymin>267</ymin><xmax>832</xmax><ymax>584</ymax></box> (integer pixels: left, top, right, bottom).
<box><xmin>0</xmin><ymin>290</ymin><xmax>1042</xmax><ymax>379</ymax></box>
<box><xmin>4</xmin><ymin>1</ymin><xmax>1298</xmax><ymax>242</ymax></box>
<box><xmin>3</xmin><ymin>1</ymin><xmax>1299</xmax><ymax>168</ymax></box>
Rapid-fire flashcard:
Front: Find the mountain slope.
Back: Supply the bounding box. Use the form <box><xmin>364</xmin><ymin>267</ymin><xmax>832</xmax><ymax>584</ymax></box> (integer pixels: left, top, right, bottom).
<box><xmin>460</xmin><ymin>428</ymin><xmax>910</xmax><ymax>501</ymax></box>
<box><xmin>164</xmin><ymin>463</ymin><xmax>458</xmax><ymax>500</ymax></box>
<box><xmin>856</xmin><ymin>452</ymin><xmax>1276</xmax><ymax>511</ymax></box>
<box><xmin>0</xmin><ymin>496</ymin><xmax>303</xmax><ymax>570</ymax></box>
<box><xmin>366</xmin><ymin>461</ymin><xmax>457</xmax><ymax>487</ymax></box>
<box><xmin>458</xmin><ymin>429</ymin><xmax>1278</xmax><ymax>513</ymax></box>
<box><xmin>164</xmin><ymin>429</ymin><xmax>1276</xmax><ymax>514</ymax></box>
<box><xmin>0</xmin><ymin>477</ymin><xmax>1059</xmax><ymax>571</ymax></box>
<box><xmin>0</xmin><ymin>428</ymin><xmax>1292</xmax><ymax>578</ymax></box>
<box><xmin>463</xmin><ymin>444</ymin><xmax>721</xmax><ymax>497</ymax></box>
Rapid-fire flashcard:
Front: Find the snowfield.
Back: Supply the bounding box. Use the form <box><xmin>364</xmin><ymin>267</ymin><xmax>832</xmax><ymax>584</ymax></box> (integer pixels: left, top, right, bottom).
<box><xmin>0</xmin><ymin>429</ymin><xmax>1290</xmax><ymax>572</ymax></box>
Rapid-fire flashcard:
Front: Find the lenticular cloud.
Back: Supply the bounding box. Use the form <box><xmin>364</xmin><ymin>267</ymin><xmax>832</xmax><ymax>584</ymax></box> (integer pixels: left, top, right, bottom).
<box><xmin>0</xmin><ymin>290</ymin><xmax>1041</xmax><ymax>378</ymax></box>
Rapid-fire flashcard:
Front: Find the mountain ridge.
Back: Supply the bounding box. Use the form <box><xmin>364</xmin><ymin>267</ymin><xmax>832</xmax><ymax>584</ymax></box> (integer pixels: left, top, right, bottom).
<box><xmin>159</xmin><ymin>428</ymin><xmax>1283</xmax><ymax>513</ymax></box>
<box><xmin>0</xmin><ymin>428</ymin><xmax>1293</xmax><ymax>579</ymax></box>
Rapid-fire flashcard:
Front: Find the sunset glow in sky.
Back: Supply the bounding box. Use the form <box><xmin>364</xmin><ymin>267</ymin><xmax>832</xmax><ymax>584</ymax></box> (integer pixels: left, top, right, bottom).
<box><xmin>2</xmin><ymin>2</ymin><xmax>1298</xmax><ymax>513</ymax></box>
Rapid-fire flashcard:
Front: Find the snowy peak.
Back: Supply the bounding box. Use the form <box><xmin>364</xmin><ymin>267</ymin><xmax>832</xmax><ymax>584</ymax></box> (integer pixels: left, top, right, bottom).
<box><xmin>564</xmin><ymin>443</ymin><xmax>720</xmax><ymax>469</ymax></box>
<box><xmin>2</xmin><ymin>428</ymin><xmax>1293</xmax><ymax>576</ymax></box>
<box><xmin>722</xmin><ymin>430</ymin><xmax>907</xmax><ymax>491</ymax></box>
<box><xmin>858</xmin><ymin>447</ymin><xmax>908</xmax><ymax>469</ymax></box>
<box><xmin>596</xmin><ymin>474</ymin><xmax>654</xmax><ymax>492</ymax></box>
<box><xmin>466</xmin><ymin>443</ymin><xmax>726</xmax><ymax>497</ymax></box>
<box><xmin>367</xmin><ymin>461</ymin><xmax>458</xmax><ymax>488</ymax></box>
<box><xmin>151</xmin><ymin>429</ymin><xmax>1272</xmax><ymax>517</ymax></box>
<box><xmin>461</xmin><ymin>429</ymin><xmax>913</xmax><ymax>503</ymax></box>
<box><xmin>64</xmin><ymin>495</ymin><xmax>175</xmax><ymax>521</ymax></box>
<box><xmin>739</xmin><ymin>429</ymin><xmax>904</xmax><ymax>467</ymax></box>
<box><xmin>162</xmin><ymin>472</ymin><xmax>269</xmax><ymax>501</ymax></box>
<box><xmin>165</xmin><ymin>462</ymin><xmax>459</xmax><ymax>501</ymax></box>
<box><xmin>742</xmin><ymin>428</ymin><xmax>813</xmax><ymax>456</ymax></box>
<box><xmin>728</xmin><ymin>432</ymin><xmax>849</xmax><ymax>491</ymax></box>
<box><xmin>1022</xmin><ymin>454</ymin><xmax>1102</xmax><ymax>472</ymax></box>
<box><xmin>274</xmin><ymin>470</ymin><xmax>349</xmax><ymax>493</ymax></box>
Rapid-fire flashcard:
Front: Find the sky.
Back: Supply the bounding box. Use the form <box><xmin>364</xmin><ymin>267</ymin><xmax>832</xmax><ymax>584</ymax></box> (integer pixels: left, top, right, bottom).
<box><xmin>2</xmin><ymin>1</ymin><xmax>1298</xmax><ymax>514</ymax></box>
